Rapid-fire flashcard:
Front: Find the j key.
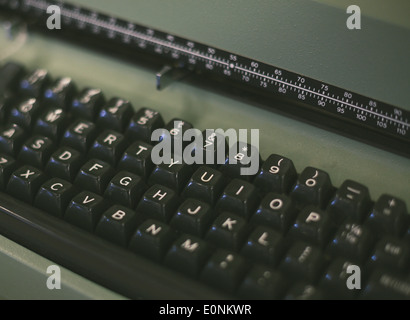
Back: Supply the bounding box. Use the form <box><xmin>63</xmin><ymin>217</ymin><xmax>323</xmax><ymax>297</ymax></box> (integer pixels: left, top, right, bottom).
<box><xmin>43</xmin><ymin>77</ymin><xmax>77</xmax><ymax>109</ymax></box>
<box><xmin>289</xmin><ymin>206</ymin><xmax>336</xmax><ymax>248</ymax></box>
<box><xmin>45</xmin><ymin>147</ymin><xmax>84</xmax><ymax>182</ymax></box>
<box><xmin>369</xmin><ymin>237</ymin><xmax>410</xmax><ymax>274</ymax></box>
<box><xmin>148</xmin><ymin>156</ymin><xmax>193</xmax><ymax>193</ymax></box>
<box><xmin>200</xmin><ymin>250</ymin><xmax>248</xmax><ymax>293</ymax></box>
<box><xmin>164</xmin><ymin>234</ymin><xmax>211</xmax><ymax>278</ymax></box>
<box><xmin>319</xmin><ymin>258</ymin><xmax>361</xmax><ymax>299</ymax></box>
<box><xmin>284</xmin><ymin>283</ymin><xmax>325</xmax><ymax>300</ymax></box>
<box><xmin>34</xmin><ymin>178</ymin><xmax>77</xmax><ymax>217</ymax></box>
<box><xmin>220</xmin><ymin>141</ymin><xmax>261</xmax><ymax>181</ymax></box>
<box><xmin>206</xmin><ymin>212</ymin><xmax>248</xmax><ymax>251</ymax></box>
<box><xmin>65</xmin><ymin>191</ymin><xmax>109</xmax><ymax>231</ymax></box>
<box><xmin>129</xmin><ymin>219</ymin><xmax>177</xmax><ymax>262</ymax></box>
<box><xmin>0</xmin><ymin>124</ymin><xmax>26</xmax><ymax>156</ymax></box>
<box><xmin>104</xmin><ymin>171</ymin><xmax>146</xmax><ymax>208</ymax></box>
<box><xmin>238</xmin><ymin>265</ymin><xmax>287</xmax><ymax>300</ymax></box>
<box><xmin>196</xmin><ymin>130</ymin><xmax>227</xmax><ymax>167</ymax></box>
<box><xmin>253</xmin><ymin>154</ymin><xmax>297</xmax><ymax>194</ymax></box>
<box><xmin>19</xmin><ymin>69</ymin><xmax>50</xmax><ymax>98</ymax></box>
<box><xmin>182</xmin><ymin>166</ymin><xmax>225</xmax><ymax>205</ymax></box>
<box><xmin>327</xmin><ymin>180</ymin><xmax>371</xmax><ymax>224</ymax></box>
<box><xmin>61</xmin><ymin>119</ymin><xmax>98</xmax><ymax>153</ymax></box>
<box><xmin>95</xmin><ymin>205</ymin><xmax>139</xmax><ymax>247</ymax></box>
<box><xmin>328</xmin><ymin>221</ymin><xmax>374</xmax><ymax>263</ymax></box>
<box><xmin>136</xmin><ymin>184</ymin><xmax>179</xmax><ymax>222</ymax></box>
<box><xmin>117</xmin><ymin>141</ymin><xmax>154</xmax><ymax>181</ymax></box>
<box><xmin>0</xmin><ymin>62</ymin><xmax>25</xmax><ymax>96</ymax></box>
<box><xmin>279</xmin><ymin>242</ymin><xmax>327</xmax><ymax>283</ymax></box>
<box><xmin>0</xmin><ymin>154</ymin><xmax>18</xmax><ymax>190</ymax></box>
<box><xmin>33</xmin><ymin>108</ymin><xmax>69</xmax><ymax>140</ymax></box>
<box><xmin>88</xmin><ymin>130</ymin><xmax>128</xmax><ymax>166</ymax></box>
<box><xmin>241</xmin><ymin>226</ymin><xmax>287</xmax><ymax>267</ymax></box>
<box><xmin>215</xmin><ymin>179</ymin><xmax>259</xmax><ymax>219</ymax></box>
<box><xmin>96</xmin><ymin>98</ymin><xmax>134</xmax><ymax>132</ymax></box>
<box><xmin>71</xmin><ymin>88</ymin><xmax>105</xmax><ymax>121</ymax></box>
<box><xmin>251</xmin><ymin>193</ymin><xmax>296</xmax><ymax>233</ymax></box>
<box><xmin>290</xmin><ymin>167</ymin><xmax>334</xmax><ymax>209</ymax></box>
<box><xmin>362</xmin><ymin>269</ymin><xmax>410</xmax><ymax>300</ymax></box>
<box><xmin>156</xmin><ymin>119</ymin><xmax>194</xmax><ymax>152</ymax></box>
<box><xmin>74</xmin><ymin>159</ymin><xmax>115</xmax><ymax>195</ymax></box>
<box><xmin>9</xmin><ymin>98</ymin><xmax>42</xmax><ymax>130</ymax></box>
<box><xmin>7</xmin><ymin>165</ymin><xmax>47</xmax><ymax>203</ymax></box>
<box><xmin>18</xmin><ymin>136</ymin><xmax>55</xmax><ymax>168</ymax></box>
<box><xmin>365</xmin><ymin>194</ymin><xmax>409</xmax><ymax>237</ymax></box>
<box><xmin>169</xmin><ymin>199</ymin><xmax>214</xmax><ymax>237</ymax></box>
<box><xmin>125</xmin><ymin>107</ymin><xmax>164</xmax><ymax>143</ymax></box>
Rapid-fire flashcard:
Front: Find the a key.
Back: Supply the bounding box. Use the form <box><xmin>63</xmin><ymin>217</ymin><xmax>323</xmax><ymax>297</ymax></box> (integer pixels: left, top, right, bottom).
<box><xmin>215</xmin><ymin>179</ymin><xmax>259</xmax><ymax>219</ymax></box>
<box><xmin>74</xmin><ymin>159</ymin><xmax>115</xmax><ymax>195</ymax></box>
<box><xmin>71</xmin><ymin>88</ymin><xmax>105</xmax><ymax>121</ymax></box>
<box><xmin>129</xmin><ymin>219</ymin><xmax>177</xmax><ymax>262</ymax></box>
<box><xmin>96</xmin><ymin>98</ymin><xmax>134</xmax><ymax>132</ymax></box>
<box><xmin>88</xmin><ymin>130</ymin><xmax>128</xmax><ymax>166</ymax></box>
<box><xmin>95</xmin><ymin>205</ymin><xmax>139</xmax><ymax>247</ymax></box>
<box><xmin>125</xmin><ymin>107</ymin><xmax>164</xmax><ymax>143</ymax></box>
<box><xmin>253</xmin><ymin>154</ymin><xmax>297</xmax><ymax>194</ymax></box>
<box><xmin>290</xmin><ymin>167</ymin><xmax>334</xmax><ymax>209</ymax></box>
<box><xmin>182</xmin><ymin>166</ymin><xmax>225</xmax><ymax>205</ymax></box>
<box><xmin>0</xmin><ymin>124</ymin><xmax>26</xmax><ymax>156</ymax></box>
<box><xmin>45</xmin><ymin>146</ymin><xmax>84</xmax><ymax>182</ymax></box>
<box><xmin>34</xmin><ymin>178</ymin><xmax>77</xmax><ymax>217</ymax></box>
<box><xmin>65</xmin><ymin>191</ymin><xmax>109</xmax><ymax>231</ymax></box>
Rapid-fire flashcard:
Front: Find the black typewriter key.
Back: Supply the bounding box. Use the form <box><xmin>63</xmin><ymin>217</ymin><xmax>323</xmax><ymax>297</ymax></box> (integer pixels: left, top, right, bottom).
<box><xmin>0</xmin><ymin>95</ymin><xmax>14</xmax><ymax>124</ymax></box>
<box><xmin>43</xmin><ymin>77</ymin><xmax>77</xmax><ymax>109</ymax></box>
<box><xmin>0</xmin><ymin>124</ymin><xmax>26</xmax><ymax>156</ymax></box>
<box><xmin>328</xmin><ymin>221</ymin><xmax>374</xmax><ymax>263</ymax></box>
<box><xmin>200</xmin><ymin>250</ymin><xmax>248</xmax><ymax>293</ymax></box>
<box><xmin>206</xmin><ymin>212</ymin><xmax>248</xmax><ymax>251</ymax></box>
<box><xmin>7</xmin><ymin>165</ymin><xmax>47</xmax><ymax>203</ymax></box>
<box><xmin>182</xmin><ymin>166</ymin><xmax>225</xmax><ymax>205</ymax></box>
<box><xmin>319</xmin><ymin>258</ymin><xmax>361</xmax><ymax>299</ymax></box>
<box><xmin>9</xmin><ymin>98</ymin><xmax>41</xmax><ymax>130</ymax></box>
<box><xmin>45</xmin><ymin>147</ymin><xmax>83</xmax><ymax>182</ymax></box>
<box><xmin>33</xmin><ymin>107</ymin><xmax>69</xmax><ymax>140</ymax></box>
<box><xmin>71</xmin><ymin>88</ymin><xmax>105</xmax><ymax>121</ymax></box>
<box><xmin>125</xmin><ymin>107</ymin><xmax>164</xmax><ymax>143</ymax></box>
<box><xmin>0</xmin><ymin>154</ymin><xmax>18</xmax><ymax>190</ymax></box>
<box><xmin>136</xmin><ymin>184</ymin><xmax>179</xmax><ymax>222</ymax></box>
<box><xmin>88</xmin><ymin>130</ymin><xmax>127</xmax><ymax>166</ymax></box>
<box><xmin>34</xmin><ymin>178</ymin><xmax>77</xmax><ymax>217</ymax></box>
<box><xmin>195</xmin><ymin>130</ymin><xmax>227</xmax><ymax>167</ymax></box>
<box><xmin>284</xmin><ymin>282</ymin><xmax>325</xmax><ymax>300</ymax></box>
<box><xmin>368</xmin><ymin>237</ymin><xmax>410</xmax><ymax>273</ymax></box>
<box><xmin>251</xmin><ymin>192</ymin><xmax>296</xmax><ymax>232</ymax></box>
<box><xmin>117</xmin><ymin>141</ymin><xmax>154</xmax><ymax>181</ymax></box>
<box><xmin>129</xmin><ymin>219</ymin><xmax>177</xmax><ymax>262</ymax></box>
<box><xmin>156</xmin><ymin>119</ymin><xmax>194</xmax><ymax>151</ymax></box>
<box><xmin>279</xmin><ymin>242</ymin><xmax>326</xmax><ymax>283</ymax></box>
<box><xmin>148</xmin><ymin>156</ymin><xmax>193</xmax><ymax>193</ymax></box>
<box><xmin>65</xmin><ymin>191</ymin><xmax>108</xmax><ymax>231</ymax></box>
<box><xmin>241</xmin><ymin>226</ymin><xmax>287</xmax><ymax>267</ymax></box>
<box><xmin>18</xmin><ymin>135</ymin><xmax>54</xmax><ymax>168</ymax></box>
<box><xmin>0</xmin><ymin>62</ymin><xmax>25</xmax><ymax>96</ymax></box>
<box><xmin>19</xmin><ymin>68</ymin><xmax>50</xmax><ymax>98</ymax></box>
<box><xmin>169</xmin><ymin>199</ymin><xmax>214</xmax><ymax>237</ymax></box>
<box><xmin>164</xmin><ymin>234</ymin><xmax>211</xmax><ymax>278</ymax></box>
<box><xmin>365</xmin><ymin>194</ymin><xmax>408</xmax><ymax>237</ymax></box>
<box><xmin>95</xmin><ymin>205</ymin><xmax>139</xmax><ymax>247</ymax></box>
<box><xmin>327</xmin><ymin>180</ymin><xmax>371</xmax><ymax>224</ymax></box>
<box><xmin>216</xmin><ymin>179</ymin><xmax>259</xmax><ymax>219</ymax></box>
<box><xmin>361</xmin><ymin>269</ymin><xmax>410</xmax><ymax>300</ymax></box>
<box><xmin>289</xmin><ymin>206</ymin><xmax>336</xmax><ymax>248</ymax></box>
<box><xmin>238</xmin><ymin>265</ymin><xmax>287</xmax><ymax>300</ymax></box>
<box><xmin>74</xmin><ymin>159</ymin><xmax>115</xmax><ymax>195</ymax></box>
<box><xmin>104</xmin><ymin>171</ymin><xmax>146</xmax><ymax>208</ymax></box>
<box><xmin>220</xmin><ymin>141</ymin><xmax>261</xmax><ymax>181</ymax></box>
<box><xmin>253</xmin><ymin>154</ymin><xmax>297</xmax><ymax>194</ymax></box>
<box><xmin>61</xmin><ymin>119</ymin><xmax>98</xmax><ymax>153</ymax></box>
<box><xmin>96</xmin><ymin>97</ymin><xmax>134</xmax><ymax>132</ymax></box>
<box><xmin>290</xmin><ymin>167</ymin><xmax>334</xmax><ymax>209</ymax></box>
